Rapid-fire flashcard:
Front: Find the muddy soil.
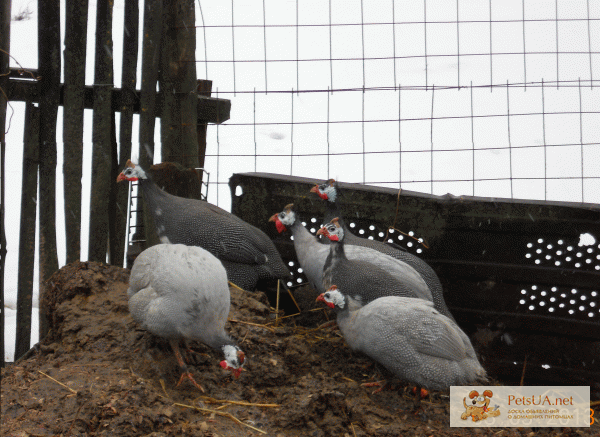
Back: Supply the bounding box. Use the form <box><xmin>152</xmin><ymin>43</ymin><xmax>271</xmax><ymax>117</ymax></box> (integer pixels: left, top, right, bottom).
<box><xmin>1</xmin><ymin>261</ymin><xmax>597</xmax><ymax>436</ymax></box>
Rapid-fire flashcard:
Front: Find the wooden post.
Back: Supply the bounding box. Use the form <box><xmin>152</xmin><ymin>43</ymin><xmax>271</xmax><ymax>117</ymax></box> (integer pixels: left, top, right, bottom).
<box><xmin>196</xmin><ymin>79</ymin><xmax>212</xmax><ymax>180</ymax></box>
<box><xmin>63</xmin><ymin>0</ymin><xmax>89</xmax><ymax>264</ymax></box>
<box><xmin>159</xmin><ymin>0</ymin><xmax>198</xmax><ymax>169</ymax></box>
<box><xmin>136</xmin><ymin>0</ymin><xmax>163</xmax><ymax>249</ymax></box>
<box><xmin>38</xmin><ymin>0</ymin><xmax>61</xmax><ymax>340</ymax></box>
<box><xmin>0</xmin><ymin>0</ymin><xmax>10</xmax><ymax>367</ymax></box>
<box><xmin>139</xmin><ymin>0</ymin><xmax>163</xmax><ymax>170</ymax></box>
<box><xmin>15</xmin><ymin>102</ymin><xmax>39</xmax><ymax>360</ymax></box>
<box><xmin>88</xmin><ymin>0</ymin><xmax>114</xmax><ymax>263</ymax></box>
<box><xmin>113</xmin><ymin>0</ymin><xmax>139</xmax><ymax>267</ymax></box>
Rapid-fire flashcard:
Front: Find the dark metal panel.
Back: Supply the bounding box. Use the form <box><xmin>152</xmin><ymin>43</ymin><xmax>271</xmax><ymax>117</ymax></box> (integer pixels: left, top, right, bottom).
<box><xmin>229</xmin><ymin>172</ymin><xmax>600</xmax><ymax>388</ymax></box>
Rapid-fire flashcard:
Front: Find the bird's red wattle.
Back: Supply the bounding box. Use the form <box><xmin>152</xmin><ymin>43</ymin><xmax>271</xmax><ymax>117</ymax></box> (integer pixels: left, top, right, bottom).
<box><xmin>274</xmin><ymin>217</ymin><xmax>287</xmax><ymax>233</ymax></box>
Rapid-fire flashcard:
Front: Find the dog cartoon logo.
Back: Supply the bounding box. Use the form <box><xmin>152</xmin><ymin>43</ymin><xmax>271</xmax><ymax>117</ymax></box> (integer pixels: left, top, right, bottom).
<box><xmin>460</xmin><ymin>389</ymin><xmax>501</xmax><ymax>422</ymax></box>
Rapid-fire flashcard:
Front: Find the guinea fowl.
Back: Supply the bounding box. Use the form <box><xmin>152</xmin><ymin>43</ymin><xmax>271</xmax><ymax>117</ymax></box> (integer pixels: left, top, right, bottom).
<box><xmin>117</xmin><ymin>160</ymin><xmax>290</xmax><ymax>290</ymax></box>
<box><xmin>311</xmin><ymin>179</ymin><xmax>453</xmax><ymax>320</ymax></box>
<box><xmin>316</xmin><ymin>285</ymin><xmax>486</xmax><ymax>391</ymax></box>
<box><xmin>316</xmin><ymin>218</ymin><xmax>440</xmax><ymax>308</ymax></box>
<box><xmin>270</xmin><ymin>204</ymin><xmax>431</xmax><ymax>296</ymax></box>
<box><xmin>128</xmin><ymin>243</ymin><xmax>245</xmax><ymax>392</ymax></box>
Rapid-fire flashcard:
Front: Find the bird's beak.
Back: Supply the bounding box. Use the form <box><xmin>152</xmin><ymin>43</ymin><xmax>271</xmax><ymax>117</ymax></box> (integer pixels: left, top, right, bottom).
<box><xmin>116</xmin><ymin>172</ymin><xmax>127</xmax><ymax>182</ymax></box>
<box><xmin>315</xmin><ymin>294</ymin><xmax>335</xmax><ymax>309</ymax></box>
<box><xmin>220</xmin><ymin>360</ymin><xmax>244</xmax><ymax>379</ymax></box>
<box><xmin>316</xmin><ymin>227</ymin><xmax>327</xmax><ymax>236</ymax></box>
<box><xmin>311</xmin><ymin>185</ymin><xmax>328</xmax><ymax>200</ymax></box>
<box><xmin>269</xmin><ymin>214</ymin><xmax>287</xmax><ymax>233</ymax></box>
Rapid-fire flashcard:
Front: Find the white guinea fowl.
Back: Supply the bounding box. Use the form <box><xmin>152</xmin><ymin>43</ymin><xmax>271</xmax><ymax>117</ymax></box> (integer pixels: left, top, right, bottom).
<box><xmin>317</xmin><ymin>218</ymin><xmax>444</xmax><ymax>311</ymax></box>
<box><xmin>128</xmin><ymin>243</ymin><xmax>245</xmax><ymax>392</ymax></box>
<box><xmin>311</xmin><ymin>179</ymin><xmax>454</xmax><ymax>321</ymax></box>
<box><xmin>270</xmin><ymin>204</ymin><xmax>431</xmax><ymax>298</ymax></box>
<box><xmin>316</xmin><ymin>285</ymin><xmax>486</xmax><ymax>391</ymax></box>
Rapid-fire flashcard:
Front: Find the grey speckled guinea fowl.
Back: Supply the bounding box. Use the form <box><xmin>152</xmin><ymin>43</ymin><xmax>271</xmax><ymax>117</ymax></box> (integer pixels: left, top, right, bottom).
<box><xmin>270</xmin><ymin>204</ymin><xmax>431</xmax><ymax>298</ymax></box>
<box><xmin>117</xmin><ymin>160</ymin><xmax>290</xmax><ymax>291</ymax></box>
<box><xmin>128</xmin><ymin>243</ymin><xmax>245</xmax><ymax>391</ymax></box>
<box><xmin>316</xmin><ymin>286</ymin><xmax>486</xmax><ymax>390</ymax></box>
<box><xmin>311</xmin><ymin>179</ymin><xmax>453</xmax><ymax>321</ymax></box>
<box><xmin>317</xmin><ymin>218</ymin><xmax>442</xmax><ymax>310</ymax></box>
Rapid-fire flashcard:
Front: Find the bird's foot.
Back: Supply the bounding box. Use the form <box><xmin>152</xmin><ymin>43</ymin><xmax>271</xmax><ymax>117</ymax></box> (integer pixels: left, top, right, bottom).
<box><xmin>361</xmin><ymin>380</ymin><xmax>388</xmax><ymax>394</ymax></box>
<box><xmin>411</xmin><ymin>386</ymin><xmax>429</xmax><ymax>399</ymax></box>
<box><xmin>410</xmin><ymin>386</ymin><xmax>429</xmax><ymax>417</ymax></box>
<box><xmin>176</xmin><ymin>371</ymin><xmax>206</xmax><ymax>393</ymax></box>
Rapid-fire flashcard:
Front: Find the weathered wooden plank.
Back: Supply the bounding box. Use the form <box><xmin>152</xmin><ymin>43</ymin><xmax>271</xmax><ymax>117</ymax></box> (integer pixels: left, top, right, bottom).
<box><xmin>63</xmin><ymin>0</ymin><xmax>89</xmax><ymax>264</ymax></box>
<box><xmin>138</xmin><ymin>0</ymin><xmax>163</xmax><ymax>169</ymax></box>
<box><xmin>0</xmin><ymin>0</ymin><xmax>11</xmax><ymax>369</ymax></box>
<box><xmin>136</xmin><ymin>0</ymin><xmax>163</xmax><ymax>250</ymax></box>
<box><xmin>88</xmin><ymin>0</ymin><xmax>114</xmax><ymax>262</ymax></box>
<box><xmin>112</xmin><ymin>0</ymin><xmax>139</xmax><ymax>268</ymax></box>
<box><xmin>8</xmin><ymin>76</ymin><xmax>231</xmax><ymax>124</ymax></box>
<box><xmin>159</xmin><ymin>0</ymin><xmax>198</xmax><ymax>169</ymax></box>
<box><xmin>196</xmin><ymin>79</ymin><xmax>212</xmax><ymax>181</ymax></box>
<box><xmin>15</xmin><ymin>102</ymin><xmax>39</xmax><ymax>360</ymax></box>
<box><xmin>37</xmin><ymin>0</ymin><xmax>61</xmax><ymax>341</ymax></box>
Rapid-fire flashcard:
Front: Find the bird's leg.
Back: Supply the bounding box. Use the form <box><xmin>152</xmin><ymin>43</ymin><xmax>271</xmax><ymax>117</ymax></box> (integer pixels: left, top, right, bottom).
<box><xmin>411</xmin><ymin>385</ymin><xmax>428</xmax><ymax>414</ymax></box>
<box><xmin>182</xmin><ymin>340</ymin><xmax>196</xmax><ymax>364</ymax></box>
<box><xmin>361</xmin><ymin>380</ymin><xmax>388</xmax><ymax>394</ymax></box>
<box><xmin>169</xmin><ymin>339</ymin><xmax>205</xmax><ymax>392</ymax></box>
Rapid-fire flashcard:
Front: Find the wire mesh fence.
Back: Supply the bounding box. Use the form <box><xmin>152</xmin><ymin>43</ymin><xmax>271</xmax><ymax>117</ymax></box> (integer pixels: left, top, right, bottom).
<box><xmin>191</xmin><ymin>0</ymin><xmax>600</xmax><ymax>210</ymax></box>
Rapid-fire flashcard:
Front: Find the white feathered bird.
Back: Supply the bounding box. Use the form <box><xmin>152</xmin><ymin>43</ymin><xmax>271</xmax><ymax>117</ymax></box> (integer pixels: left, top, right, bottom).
<box><xmin>270</xmin><ymin>204</ymin><xmax>431</xmax><ymax>301</ymax></box>
<box><xmin>128</xmin><ymin>243</ymin><xmax>245</xmax><ymax>391</ymax></box>
<box><xmin>316</xmin><ymin>285</ymin><xmax>486</xmax><ymax>391</ymax></box>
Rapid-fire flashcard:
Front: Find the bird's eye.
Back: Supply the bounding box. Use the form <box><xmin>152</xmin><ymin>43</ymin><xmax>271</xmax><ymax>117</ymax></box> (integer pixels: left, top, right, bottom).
<box><xmin>324</xmin><ymin>293</ymin><xmax>330</xmax><ymax>299</ymax></box>
<box><xmin>319</xmin><ymin>184</ymin><xmax>327</xmax><ymax>190</ymax></box>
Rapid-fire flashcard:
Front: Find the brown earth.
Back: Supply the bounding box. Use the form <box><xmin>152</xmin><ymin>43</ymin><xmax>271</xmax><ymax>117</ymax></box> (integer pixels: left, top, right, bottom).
<box><xmin>1</xmin><ymin>261</ymin><xmax>597</xmax><ymax>437</ymax></box>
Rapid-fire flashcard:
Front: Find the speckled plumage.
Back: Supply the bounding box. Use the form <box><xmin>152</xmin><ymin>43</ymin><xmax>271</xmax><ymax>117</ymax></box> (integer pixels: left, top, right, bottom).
<box><xmin>312</xmin><ymin>179</ymin><xmax>453</xmax><ymax>320</ymax></box>
<box><xmin>318</xmin><ymin>220</ymin><xmax>446</xmax><ymax>311</ymax></box>
<box><xmin>319</xmin><ymin>289</ymin><xmax>487</xmax><ymax>390</ymax></box>
<box><xmin>271</xmin><ymin>205</ymin><xmax>431</xmax><ymax>298</ymax></box>
<box><xmin>127</xmin><ymin>244</ymin><xmax>245</xmax><ymax>388</ymax></box>
<box><xmin>128</xmin><ymin>244</ymin><xmax>235</xmax><ymax>349</ymax></box>
<box><xmin>118</xmin><ymin>162</ymin><xmax>290</xmax><ymax>290</ymax></box>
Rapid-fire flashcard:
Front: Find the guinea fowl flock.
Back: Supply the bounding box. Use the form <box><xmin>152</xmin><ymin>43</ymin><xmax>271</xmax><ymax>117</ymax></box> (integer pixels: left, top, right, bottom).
<box><xmin>117</xmin><ymin>162</ymin><xmax>487</xmax><ymax>399</ymax></box>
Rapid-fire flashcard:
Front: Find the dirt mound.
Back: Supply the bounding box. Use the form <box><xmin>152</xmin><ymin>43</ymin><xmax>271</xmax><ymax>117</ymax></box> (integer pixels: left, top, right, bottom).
<box><xmin>2</xmin><ymin>262</ymin><xmax>597</xmax><ymax>436</ymax></box>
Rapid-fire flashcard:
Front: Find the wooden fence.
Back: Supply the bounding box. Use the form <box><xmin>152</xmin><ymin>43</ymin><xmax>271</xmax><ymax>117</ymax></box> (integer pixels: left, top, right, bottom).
<box><xmin>0</xmin><ymin>0</ymin><xmax>230</xmax><ymax>366</ymax></box>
